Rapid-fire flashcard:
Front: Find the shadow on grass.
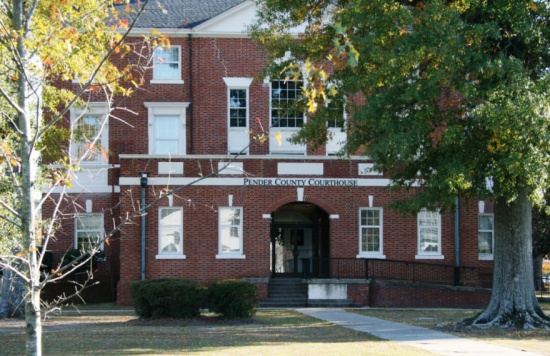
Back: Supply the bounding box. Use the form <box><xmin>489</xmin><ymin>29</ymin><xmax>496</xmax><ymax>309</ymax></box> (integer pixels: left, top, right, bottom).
<box><xmin>0</xmin><ymin>310</ymin><xmax>430</xmax><ymax>355</ymax></box>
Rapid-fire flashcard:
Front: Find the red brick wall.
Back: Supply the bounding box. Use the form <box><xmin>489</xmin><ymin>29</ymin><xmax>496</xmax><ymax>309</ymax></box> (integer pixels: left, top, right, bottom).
<box><xmin>368</xmin><ymin>281</ymin><xmax>491</xmax><ymax>308</ymax></box>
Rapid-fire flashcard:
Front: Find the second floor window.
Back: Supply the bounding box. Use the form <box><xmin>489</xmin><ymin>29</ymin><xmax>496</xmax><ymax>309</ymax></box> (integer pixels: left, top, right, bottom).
<box><xmin>229</xmin><ymin>89</ymin><xmax>248</xmax><ymax>128</ymax></box>
<box><xmin>478</xmin><ymin>214</ymin><xmax>494</xmax><ymax>258</ymax></box>
<box><xmin>153</xmin><ymin>46</ymin><xmax>182</xmax><ymax>82</ymax></box>
<box><xmin>154</xmin><ymin>115</ymin><xmax>180</xmax><ymax>155</ymax></box>
<box><xmin>271</xmin><ymin>78</ymin><xmax>304</xmax><ymax>128</ymax></box>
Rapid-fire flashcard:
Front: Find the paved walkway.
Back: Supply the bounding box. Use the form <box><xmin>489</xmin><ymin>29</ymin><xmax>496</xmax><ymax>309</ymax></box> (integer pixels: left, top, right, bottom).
<box><xmin>296</xmin><ymin>308</ymin><xmax>543</xmax><ymax>356</ymax></box>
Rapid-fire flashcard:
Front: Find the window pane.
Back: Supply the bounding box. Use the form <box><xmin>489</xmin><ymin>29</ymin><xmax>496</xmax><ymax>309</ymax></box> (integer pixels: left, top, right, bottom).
<box><xmin>75</xmin><ymin>115</ymin><xmax>102</xmax><ymax>161</ymax></box>
<box><xmin>271</xmin><ymin>78</ymin><xmax>304</xmax><ymax>128</ymax></box>
<box><xmin>160</xmin><ymin>208</ymin><xmax>181</xmax><ymax>226</ymax></box>
<box><xmin>478</xmin><ymin>232</ymin><xmax>493</xmax><ymax>254</ymax></box>
<box><xmin>76</xmin><ymin>214</ymin><xmax>102</xmax><ymax>230</ymax></box>
<box><xmin>220</xmin><ymin>227</ymin><xmax>240</xmax><ymax>252</ymax></box>
<box><xmin>155</xmin><ymin>116</ymin><xmax>179</xmax><ymax>154</ymax></box>
<box><xmin>160</xmin><ymin>228</ymin><xmax>181</xmax><ymax>253</ymax></box>
<box><xmin>155</xmin><ymin>116</ymin><xmax>178</xmax><ymax>139</ymax></box>
<box><xmin>420</xmin><ymin>228</ymin><xmax>439</xmax><ymax>252</ymax></box>
<box><xmin>153</xmin><ymin>47</ymin><xmax>180</xmax><ymax>80</ymax></box>
<box><xmin>479</xmin><ymin>215</ymin><xmax>493</xmax><ymax>230</ymax></box>
<box><xmin>220</xmin><ymin>208</ymin><xmax>240</xmax><ymax>225</ymax></box>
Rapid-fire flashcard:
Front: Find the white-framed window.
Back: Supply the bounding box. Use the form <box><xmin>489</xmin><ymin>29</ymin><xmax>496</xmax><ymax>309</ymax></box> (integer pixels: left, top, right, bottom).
<box><xmin>156</xmin><ymin>207</ymin><xmax>185</xmax><ymax>259</ymax></box>
<box><xmin>478</xmin><ymin>214</ymin><xmax>494</xmax><ymax>260</ymax></box>
<box><xmin>269</xmin><ymin>76</ymin><xmax>306</xmax><ymax>154</ymax></box>
<box><xmin>216</xmin><ymin>207</ymin><xmax>245</xmax><ymax>259</ymax></box>
<box><xmin>145</xmin><ymin>102</ymin><xmax>190</xmax><ymax>155</ymax></box>
<box><xmin>224</xmin><ymin>78</ymin><xmax>252</xmax><ymax>155</ymax></box>
<box><xmin>326</xmin><ymin>100</ymin><xmax>346</xmax><ymax>156</ymax></box>
<box><xmin>70</xmin><ymin>103</ymin><xmax>109</xmax><ymax>164</ymax></box>
<box><xmin>271</xmin><ymin>77</ymin><xmax>304</xmax><ymax>128</ymax></box>
<box><xmin>357</xmin><ymin>208</ymin><xmax>385</xmax><ymax>258</ymax></box>
<box><xmin>416</xmin><ymin>209</ymin><xmax>443</xmax><ymax>259</ymax></box>
<box><xmin>152</xmin><ymin>46</ymin><xmax>183</xmax><ymax>84</ymax></box>
<box><xmin>75</xmin><ymin>213</ymin><xmax>104</xmax><ymax>251</ymax></box>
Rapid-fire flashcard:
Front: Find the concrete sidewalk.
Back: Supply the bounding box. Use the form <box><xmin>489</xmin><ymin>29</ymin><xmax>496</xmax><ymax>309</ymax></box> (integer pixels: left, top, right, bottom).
<box><xmin>296</xmin><ymin>308</ymin><xmax>543</xmax><ymax>356</ymax></box>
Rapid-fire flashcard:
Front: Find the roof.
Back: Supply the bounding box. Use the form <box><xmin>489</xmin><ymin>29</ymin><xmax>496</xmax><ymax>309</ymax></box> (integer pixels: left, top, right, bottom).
<box><xmin>118</xmin><ymin>0</ymin><xmax>249</xmax><ymax>29</ymax></box>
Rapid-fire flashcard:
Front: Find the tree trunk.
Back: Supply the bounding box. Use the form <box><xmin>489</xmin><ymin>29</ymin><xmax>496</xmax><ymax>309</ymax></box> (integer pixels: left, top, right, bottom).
<box><xmin>471</xmin><ymin>187</ymin><xmax>550</xmax><ymax>328</ymax></box>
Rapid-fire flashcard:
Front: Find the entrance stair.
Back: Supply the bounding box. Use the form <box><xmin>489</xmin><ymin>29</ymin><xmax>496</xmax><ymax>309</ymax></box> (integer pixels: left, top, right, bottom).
<box><xmin>260</xmin><ymin>278</ymin><xmax>307</xmax><ymax>308</ymax></box>
<box><xmin>260</xmin><ymin>278</ymin><xmax>361</xmax><ymax>308</ymax></box>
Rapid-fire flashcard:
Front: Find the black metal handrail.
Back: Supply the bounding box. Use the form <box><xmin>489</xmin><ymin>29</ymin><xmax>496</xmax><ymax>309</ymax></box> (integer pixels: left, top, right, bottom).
<box><xmin>304</xmin><ymin>257</ymin><xmax>493</xmax><ymax>288</ymax></box>
<box><xmin>536</xmin><ymin>278</ymin><xmax>550</xmax><ymax>298</ymax></box>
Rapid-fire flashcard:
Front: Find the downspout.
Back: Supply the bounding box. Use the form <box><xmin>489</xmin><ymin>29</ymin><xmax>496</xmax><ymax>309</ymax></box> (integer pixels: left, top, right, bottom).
<box><xmin>188</xmin><ymin>34</ymin><xmax>194</xmax><ymax>153</ymax></box>
<box><xmin>454</xmin><ymin>195</ymin><xmax>460</xmax><ymax>285</ymax></box>
<box><xmin>140</xmin><ymin>173</ymin><xmax>148</xmax><ymax>280</ymax></box>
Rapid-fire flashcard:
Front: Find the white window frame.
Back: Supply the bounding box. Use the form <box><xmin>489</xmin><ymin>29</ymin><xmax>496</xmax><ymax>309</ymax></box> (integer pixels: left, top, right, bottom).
<box><xmin>216</xmin><ymin>206</ymin><xmax>245</xmax><ymax>259</ymax></box>
<box><xmin>326</xmin><ymin>101</ymin><xmax>347</xmax><ymax>156</ymax></box>
<box><xmin>75</xmin><ymin>213</ymin><xmax>104</xmax><ymax>252</ymax></box>
<box><xmin>269</xmin><ymin>74</ymin><xmax>307</xmax><ymax>155</ymax></box>
<box><xmin>416</xmin><ymin>209</ymin><xmax>444</xmax><ymax>259</ymax></box>
<box><xmin>156</xmin><ymin>207</ymin><xmax>185</xmax><ymax>259</ymax></box>
<box><xmin>478</xmin><ymin>213</ymin><xmax>494</xmax><ymax>260</ymax></box>
<box><xmin>145</xmin><ymin>102</ymin><xmax>190</xmax><ymax>155</ymax></box>
<box><xmin>70</xmin><ymin>103</ymin><xmax>109</xmax><ymax>165</ymax></box>
<box><xmin>223</xmin><ymin>77</ymin><xmax>253</xmax><ymax>155</ymax></box>
<box><xmin>357</xmin><ymin>208</ymin><xmax>385</xmax><ymax>259</ymax></box>
<box><xmin>151</xmin><ymin>46</ymin><xmax>184</xmax><ymax>84</ymax></box>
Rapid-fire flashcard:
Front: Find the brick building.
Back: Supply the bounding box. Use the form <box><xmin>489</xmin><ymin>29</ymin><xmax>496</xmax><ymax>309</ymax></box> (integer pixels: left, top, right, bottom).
<box><xmin>47</xmin><ymin>0</ymin><xmax>493</xmax><ymax>307</ymax></box>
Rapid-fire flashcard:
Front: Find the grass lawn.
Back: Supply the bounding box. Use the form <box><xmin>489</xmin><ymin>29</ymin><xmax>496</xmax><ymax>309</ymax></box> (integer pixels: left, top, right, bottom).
<box><xmin>0</xmin><ymin>309</ymin><xmax>434</xmax><ymax>355</ymax></box>
<box><xmin>351</xmin><ymin>302</ymin><xmax>550</xmax><ymax>355</ymax></box>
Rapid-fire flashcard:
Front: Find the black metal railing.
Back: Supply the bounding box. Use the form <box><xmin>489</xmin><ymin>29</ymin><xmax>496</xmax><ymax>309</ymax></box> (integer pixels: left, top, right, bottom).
<box><xmin>535</xmin><ymin>278</ymin><xmax>550</xmax><ymax>298</ymax></box>
<box><xmin>304</xmin><ymin>258</ymin><xmax>493</xmax><ymax>288</ymax></box>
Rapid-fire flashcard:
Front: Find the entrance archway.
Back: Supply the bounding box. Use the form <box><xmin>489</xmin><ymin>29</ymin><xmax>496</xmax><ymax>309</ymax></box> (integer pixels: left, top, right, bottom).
<box><xmin>270</xmin><ymin>202</ymin><xmax>329</xmax><ymax>277</ymax></box>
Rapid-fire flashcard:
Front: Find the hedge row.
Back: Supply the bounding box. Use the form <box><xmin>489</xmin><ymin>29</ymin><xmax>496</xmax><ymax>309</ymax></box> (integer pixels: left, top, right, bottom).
<box><xmin>130</xmin><ymin>278</ymin><xmax>259</xmax><ymax>319</ymax></box>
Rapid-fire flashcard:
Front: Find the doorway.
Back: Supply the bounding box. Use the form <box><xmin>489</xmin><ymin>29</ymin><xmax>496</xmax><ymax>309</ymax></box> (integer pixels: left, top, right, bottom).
<box><xmin>270</xmin><ymin>202</ymin><xmax>329</xmax><ymax>277</ymax></box>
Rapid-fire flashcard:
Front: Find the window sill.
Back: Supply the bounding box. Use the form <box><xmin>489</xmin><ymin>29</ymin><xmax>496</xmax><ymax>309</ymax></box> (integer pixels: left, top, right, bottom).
<box><xmin>150</xmin><ymin>79</ymin><xmax>184</xmax><ymax>85</ymax></box>
<box><xmin>216</xmin><ymin>254</ymin><xmax>245</xmax><ymax>259</ymax></box>
<box><xmin>155</xmin><ymin>254</ymin><xmax>186</xmax><ymax>260</ymax></box>
<box><xmin>415</xmin><ymin>254</ymin><xmax>444</xmax><ymax>260</ymax></box>
<box><xmin>356</xmin><ymin>254</ymin><xmax>386</xmax><ymax>259</ymax></box>
<box><xmin>478</xmin><ymin>254</ymin><xmax>493</xmax><ymax>261</ymax></box>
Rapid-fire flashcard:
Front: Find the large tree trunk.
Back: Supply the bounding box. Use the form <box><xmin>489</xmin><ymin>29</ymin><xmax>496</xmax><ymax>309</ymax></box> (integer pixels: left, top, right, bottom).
<box><xmin>471</xmin><ymin>188</ymin><xmax>550</xmax><ymax>328</ymax></box>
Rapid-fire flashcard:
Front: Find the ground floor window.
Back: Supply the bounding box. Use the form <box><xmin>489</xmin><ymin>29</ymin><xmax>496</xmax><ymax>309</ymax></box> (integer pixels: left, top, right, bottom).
<box><xmin>157</xmin><ymin>207</ymin><xmax>185</xmax><ymax>259</ymax></box>
<box><xmin>357</xmin><ymin>208</ymin><xmax>385</xmax><ymax>258</ymax></box>
<box><xmin>478</xmin><ymin>214</ymin><xmax>494</xmax><ymax>260</ymax></box>
<box><xmin>75</xmin><ymin>213</ymin><xmax>104</xmax><ymax>251</ymax></box>
<box><xmin>416</xmin><ymin>209</ymin><xmax>443</xmax><ymax>259</ymax></box>
<box><xmin>217</xmin><ymin>207</ymin><xmax>245</xmax><ymax>259</ymax></box>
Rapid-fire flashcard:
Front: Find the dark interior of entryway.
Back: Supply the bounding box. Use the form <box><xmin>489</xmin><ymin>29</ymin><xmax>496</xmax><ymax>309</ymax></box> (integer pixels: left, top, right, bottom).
<box><xmin>270</xmin><ymin>202</ymin><xmax>329</xmax><ymax>278</ymax></box>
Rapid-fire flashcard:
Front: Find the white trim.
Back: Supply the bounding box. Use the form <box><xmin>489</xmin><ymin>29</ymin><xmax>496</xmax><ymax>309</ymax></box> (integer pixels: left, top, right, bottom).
<box><xmin>262</xmin><ymin>214</ymin><xmax>271</xmax><ymax>219</ymax></box>
<box><xmin>329</xmin><ymin>214</ymin><xmax>340</xmax><ymax>219</ymax></box>
<box><xmin>74</xmin><ymin>213</ymin><xmax>104</xmax><ymax>251</ymax></box>
<box><xmin>152</xmin><ymin>46</ymin><xmax>183</xmax><ymax>82</ymax></box>
<box><xmin>218</xmin><ymin>162</ymin><xmax>244</xmax><ymax>175</ymax></box>
<box><xmin>359</xmin><ymin>163</ymin><xmax>383</xmax><ymax>176</ymax></box>
<box><xmin>145</xmin><ymin>102</ymin><xmax>190</xmax><ymax>155</ymax></box>
<box><xmin>417</xmin><ymin>209</ymin><xmax>442</xmax><ymax>257</ymax></box>
<box><xmin>119</xmin><ymin>177</ymin><xmax>396</xmax><ymax>187</ymax></box>
<box><xmin>359</xmin><ymin>207</ymin><xmax>383</xmax><ymax>256</ymax></box>
<box><xmin>218</xmin><ymin>206</ymin><xmax>244</xmax><ymax>256</ymax></box>
<box><xmin>356</xmin><ymin>254</ymin><xmax>386</xmax><ymax>259</ymax></box>
<box><xmin>278</xmin><ymin>163</ymin><xmax>323</xmax><ymax>175</ymax></box>
<box><xmin>223</xmin><ymin>77</ymin><xmax>253</xmax><ymax>88</ymax></box>
<box><xmin>415</xmin><ymin>255</ymin><xmax>445</xmax><ymax>260</ymax></box>
<box><xmin>150</xmin><ymin>79</ymin><xmax>184</xmax><ymax>85</ymax></box>
<box><xmin>156</xmin><ymin>254</ymin><xmax>187</xmax><ymax>260</ymax></box>
<box><xmin>478</xmin><ymin>254</ymin><xmax>494</xmax><ymax>261</ymax></box>
<box><xmin>216</xmin><ymin>254</ymin><xmax>246</xmax><ymax>259</ymax></box>
<box><xmin>158</xmin><ymin>207</ymin><xmax>184</xmax><ymax>257</ymax></box>
<box><xmin>158</xmin><ymin>162</ymin><xmax>184</xmax><ymax>175</ymax></box>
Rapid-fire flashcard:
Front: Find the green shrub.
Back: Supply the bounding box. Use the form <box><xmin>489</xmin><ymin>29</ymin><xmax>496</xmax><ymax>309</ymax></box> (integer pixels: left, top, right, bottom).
<box><xmin>206</xmin><ymin>279</ymin><xmax>259</xmax><ymax>318</ymax></box>
<box><xmin>130</xmin><ymin>278</ymin><xmax>205</xmax><ymax>319</ymax></box>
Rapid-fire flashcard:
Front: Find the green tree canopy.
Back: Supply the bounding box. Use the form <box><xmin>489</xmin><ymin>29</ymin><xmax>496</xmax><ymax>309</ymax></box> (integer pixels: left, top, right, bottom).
<box><xmin>252</xmin><ymin>0</ymin><xmax>550</xmax><ymax>328</ymax></box>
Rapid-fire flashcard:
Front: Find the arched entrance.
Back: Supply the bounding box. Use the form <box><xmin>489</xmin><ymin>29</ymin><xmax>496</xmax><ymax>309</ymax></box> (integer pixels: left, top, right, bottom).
<box><xmin>270</xmin><ymin>202</ymin><xmax>329</xmax><ymax>277</ymax></box>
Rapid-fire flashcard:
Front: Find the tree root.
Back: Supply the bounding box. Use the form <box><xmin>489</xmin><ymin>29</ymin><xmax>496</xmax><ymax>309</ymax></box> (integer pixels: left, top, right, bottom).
<box><xmin>463</xmin><ymin>309</ymin><xmax>550</xmax><ymax>330</ymax></box>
